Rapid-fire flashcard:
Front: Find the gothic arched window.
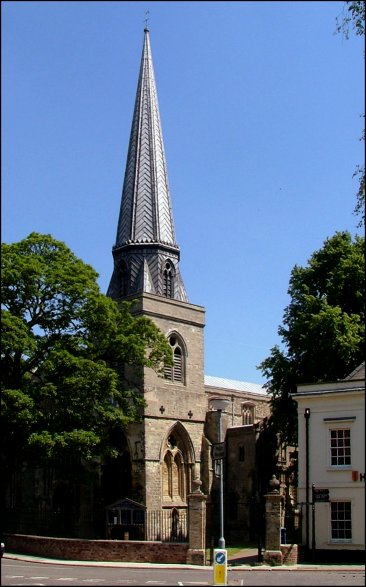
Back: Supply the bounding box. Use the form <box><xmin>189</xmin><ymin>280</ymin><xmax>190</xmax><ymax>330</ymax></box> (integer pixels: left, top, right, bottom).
<box><xmin>162</xmin><ymin>452</ymin><xmax>173</xmax><ymax>500</ymax></box>
<box><xmin>242</xmin><ymin>403</ymin><xmax>255</xmax><ymax>426</ymax></box>
<box><xmin>162</xmin><ymin>433</ymin><xmax>187</xmax><ymax>505</ymax></box>
<box><xmin>164</xmin><ymin>334</ymin><xmax>185</xmax><ymax>384</ymax></box>
<box><xmin>163</xmin><ymin>261</ymin><xmax>174</xmax><ymax>298</ymax></box>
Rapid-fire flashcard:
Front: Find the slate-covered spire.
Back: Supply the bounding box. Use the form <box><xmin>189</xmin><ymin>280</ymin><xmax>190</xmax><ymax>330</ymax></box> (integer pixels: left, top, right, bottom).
<box><xmin>108</xmin><ymin>28</ymin><xmax>188</xmax><ymax>302</ymax></box>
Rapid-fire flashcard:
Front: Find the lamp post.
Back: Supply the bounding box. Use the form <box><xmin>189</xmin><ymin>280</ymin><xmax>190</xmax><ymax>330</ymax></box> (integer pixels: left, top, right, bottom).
<box><xmin>304</xmin><ymin>408</ymin><xmax>311</xmax><ymax>555</ymax></box>
<box><xmin>210</xmin><ymin>398</ymin><xmax>230</xmax><ymax>549</ymax></box>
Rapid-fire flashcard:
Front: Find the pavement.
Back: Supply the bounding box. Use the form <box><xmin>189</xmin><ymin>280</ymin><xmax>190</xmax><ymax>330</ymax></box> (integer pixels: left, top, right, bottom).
<box><xmin>3</xmin><ymin>549</ymin><xmax>365</xmax><ymax>572</ymax></box>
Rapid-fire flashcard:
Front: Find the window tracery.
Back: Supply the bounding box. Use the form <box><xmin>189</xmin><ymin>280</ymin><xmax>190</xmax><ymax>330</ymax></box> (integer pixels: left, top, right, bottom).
<box><xmin>242</xmin><ymin>402</ymin><xmax>255</xmax><ymax>425</ymax></box>
<box><xmin>164</xmin><ymin>334</ymin><xmax>185</xmax><ymax>383</ymax></box>
<box><xmin>163</xmin><ymin>261</ymin><xmax>174</xmax><ymax>298</ymax></box>
<box><xmin>162</xmin><ymin>436</ymin><xmax>186</xmax><ymax>503</ymax></box>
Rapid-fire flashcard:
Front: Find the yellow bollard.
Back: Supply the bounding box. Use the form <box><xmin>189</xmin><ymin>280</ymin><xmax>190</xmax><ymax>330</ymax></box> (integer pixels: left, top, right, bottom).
<box><xmin>213</xmin><ymin>549</ymin><xmax>227</xmax><ymax>585</ymax></box>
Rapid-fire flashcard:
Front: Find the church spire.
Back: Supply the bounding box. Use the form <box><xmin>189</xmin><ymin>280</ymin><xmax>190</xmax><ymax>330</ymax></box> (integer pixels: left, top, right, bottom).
<box><xmin>108</xmin><ymin>28</ymin><xmax>188</xmax><ymax>302</ymax></box>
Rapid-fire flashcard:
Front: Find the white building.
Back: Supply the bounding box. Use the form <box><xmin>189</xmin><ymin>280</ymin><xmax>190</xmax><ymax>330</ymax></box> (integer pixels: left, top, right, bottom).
<box><xmin>294</xmin><ymin>363</ymin><xmax>365</xmax><ymax>562</ymax></box>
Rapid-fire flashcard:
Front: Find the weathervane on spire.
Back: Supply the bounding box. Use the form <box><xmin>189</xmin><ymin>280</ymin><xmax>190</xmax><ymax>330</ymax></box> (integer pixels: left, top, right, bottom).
<box><xmin>144</xmin><ymin>10</ymin><xmax>150</xmax><ymax>30</ymax></box>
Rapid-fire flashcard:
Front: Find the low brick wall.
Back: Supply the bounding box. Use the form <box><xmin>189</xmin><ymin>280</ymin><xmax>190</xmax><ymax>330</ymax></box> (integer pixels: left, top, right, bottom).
<box><xmin>4</xmin><ymin>534</ymin><xmax>189</xmax><ymax>564</ymax></box>
<box><xmin>281</xmin><ymin>543</ymin><xmax>299</xmax><ymax>565</ymax></box>
<box><xmin>263</xmin><ymin>544</ymin><xmax>300</xmax><ymax>566</ymax></box>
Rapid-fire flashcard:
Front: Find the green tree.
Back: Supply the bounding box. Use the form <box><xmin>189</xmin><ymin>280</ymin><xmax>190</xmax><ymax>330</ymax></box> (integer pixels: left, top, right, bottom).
<box><xmin>336</xmin><ymin>0</ymin><xmax>365</xmax><ymax>38</ymax></box>
<box><xmin>1</xmin><ymin>232</ymin><xmax>172</xmax><ymax>494</ymax></box>
<box><xmin>336</xmin><ymin>1</ymin><xmax>365</xmax><ymax>226</ymax></box>
<box><xmin>258</xmin><ymin>231</ymin><xmax>365</xmax><ymax>445</ymax></box>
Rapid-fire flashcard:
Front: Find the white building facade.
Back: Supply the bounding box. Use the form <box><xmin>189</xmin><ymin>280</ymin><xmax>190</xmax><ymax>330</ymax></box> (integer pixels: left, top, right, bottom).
<box><xmin>294</xmin><ymin>363</ymin><xmax>365</xmax><ymax>562</ymax></box>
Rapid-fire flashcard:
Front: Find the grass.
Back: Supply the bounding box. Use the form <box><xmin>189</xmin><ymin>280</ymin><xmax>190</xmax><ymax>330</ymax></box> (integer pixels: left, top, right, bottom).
<box><xmin>226</xmin><ymin>546</ymin><xmax>245</xmax><ymax>556</ymax></box>
<box><xmin>205</xmin><ymin>542</ymin><xmax>258</xmax><ymax>564</ymax></box>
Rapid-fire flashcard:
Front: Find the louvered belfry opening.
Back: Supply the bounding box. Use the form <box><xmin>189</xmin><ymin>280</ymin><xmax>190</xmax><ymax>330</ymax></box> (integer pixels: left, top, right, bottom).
<box><xmin>163</xmin><ymin>261</ymin><xmax>173</xmax><ymax>298</ymax></box>
<box><xmin>164</xmin><ymin>334</ymin><xmax>184</xmax><ymax>383</ymax></box>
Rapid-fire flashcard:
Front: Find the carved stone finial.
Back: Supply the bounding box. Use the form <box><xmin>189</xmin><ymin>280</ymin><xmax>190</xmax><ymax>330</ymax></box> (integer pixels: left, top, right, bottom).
<box><xmin>192</xmin><ymin>478</ymin><xmax>203</xmax><ymax>493</ymax></box>
<box><xmin>269</xmin><ymin>474</ymin><xmax>280</xmax><ymax>493</ymax></box>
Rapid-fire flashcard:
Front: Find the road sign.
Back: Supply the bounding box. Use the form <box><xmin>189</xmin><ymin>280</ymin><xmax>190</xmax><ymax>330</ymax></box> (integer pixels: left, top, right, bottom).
<box><xmin>215</xmin><ymin>551</ymin><xmax>226</xmax><ymax>565</ymax></box>
<box><xmin>213</xmin><ymin>549</ymin><xmax>227</xmax><ymax>585</ymax></box>
<box><xmin>313</xmin><ymin>488</ymin><xmax>329</xmax><ymax>502</ymax></box>
<box><xmin>212</xmin><ymin>442</ymin><xmax>225</xmax><ymax>460</ymax></box>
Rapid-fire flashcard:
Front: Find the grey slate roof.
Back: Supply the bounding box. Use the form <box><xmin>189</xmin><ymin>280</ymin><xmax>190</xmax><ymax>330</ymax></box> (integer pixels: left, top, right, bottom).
<box><xmin>114</xmin><ymin>28</ymin><xmax>177</xmax><ymax>249</ymax></box>
<box><xmin>295</xmin><ymin>362</ymin><xmax>365</xmax><ymax>397</ymax></box>
<box><xmin>108</xmin><ymin>29</ymin><xmax>188</xmax><ymax>302</ymax></box>
<box><xmin>204</xmin><ymin>375</ymin><xmax>267</xmax><ymax>396</ymax></box>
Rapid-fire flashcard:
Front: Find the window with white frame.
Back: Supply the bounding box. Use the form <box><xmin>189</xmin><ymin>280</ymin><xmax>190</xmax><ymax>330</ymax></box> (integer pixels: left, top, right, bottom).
<box><xmin>329</xmin><ymin>428</ymin><xmax>351</xmax><ymax>466</ymax></box>
<box><xmin>330</xmin><ymin>501</ymin><xmax>352</xmax><ymax>542</ymax></box>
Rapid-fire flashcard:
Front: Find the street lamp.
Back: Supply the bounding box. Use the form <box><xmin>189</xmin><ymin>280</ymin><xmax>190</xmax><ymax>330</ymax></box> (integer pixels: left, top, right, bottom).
<box><xmin>304</xmin><ymin>408</ymin><xmax>311</xmax><ymax>555</ymax></box>
<box><xmin>210</xmin><ymin>398</ymin><xmax>230</xmax><ymax>549</ymax></box>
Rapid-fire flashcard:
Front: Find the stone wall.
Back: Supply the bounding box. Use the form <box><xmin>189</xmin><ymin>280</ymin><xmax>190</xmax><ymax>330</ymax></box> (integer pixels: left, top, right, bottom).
<box><xmin>128</xmin><ymin>293</ymin><xmax>207</xmax><ymax>511</ymax></box>
<box><xmin>5</xmin><ymin>534</ymin><xmax>188</xmax><ymax>564</ymax></box>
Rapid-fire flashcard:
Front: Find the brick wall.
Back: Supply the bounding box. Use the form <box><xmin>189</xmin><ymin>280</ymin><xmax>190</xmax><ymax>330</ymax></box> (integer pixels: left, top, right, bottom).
<box><xmin>5</xmin><ymin>534</ymin><xmax>188</xmax><ymax>564</ymax></box>
<box><xmin>281</xmin><ymin>544</ymin><xmax>299</xmax><ymax>565</ymax></box>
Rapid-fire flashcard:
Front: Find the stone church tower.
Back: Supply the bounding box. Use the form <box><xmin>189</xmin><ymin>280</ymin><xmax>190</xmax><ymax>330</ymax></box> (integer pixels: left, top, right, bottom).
<box><xmin>107</xmin><ymin>27</ymin><xmax>207</xmax><ymax>514</ymax></box>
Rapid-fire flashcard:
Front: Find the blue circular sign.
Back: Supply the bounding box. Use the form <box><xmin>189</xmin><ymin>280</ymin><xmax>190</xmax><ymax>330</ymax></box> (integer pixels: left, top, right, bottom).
<box><xmin>215</xmin><ymin>551</ymin><xmax>226</xmax><ymax>565</ymax></box>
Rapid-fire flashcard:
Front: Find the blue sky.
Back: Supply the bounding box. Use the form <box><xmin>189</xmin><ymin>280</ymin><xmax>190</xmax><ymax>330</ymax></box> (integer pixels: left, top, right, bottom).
<box><xmin>2</xmin><ymin>1</ymin><xmax>364</xmax><ymax>384</ymax></box>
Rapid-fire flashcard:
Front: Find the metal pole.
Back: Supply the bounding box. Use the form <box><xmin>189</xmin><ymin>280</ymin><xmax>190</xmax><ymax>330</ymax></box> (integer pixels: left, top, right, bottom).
<box><xmin>311</xmin><ymin>484</ymin><xmax>316</xmax><ymax>561</ymax></box>
<box><xmin>304</xmin><ymin>408</ymin><xmax>310</xmax><ymax>555</ymax></box>
<box><xmin>256</xmin><ymin>492</ymin><xmax>263</xmax><ymax>562</ymax></box>
<box><xmin>218</xmin><ymin>408</ymin><xmax>225</xmax><ymax>549</ymax></box>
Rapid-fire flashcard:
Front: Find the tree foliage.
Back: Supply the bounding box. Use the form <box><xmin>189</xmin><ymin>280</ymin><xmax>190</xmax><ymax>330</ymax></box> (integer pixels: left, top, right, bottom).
<box><xmin>258</xmin><ymin>231</ymin><xmax>365</xmax><ymax>445</ymax></box>
<box><xmin>336</xmin><ymin>0</ymin><xmax>365</xmax><ymax>38</ymax></box>
<box><xmin>1</xmin><ymin>233</ymin><xmax>172</xmax><ymax>487</ymax></box>
<box><xmin>353</xmin><ymin>124</ymin><xmax>365</xmax><ymax>227</ymax></box>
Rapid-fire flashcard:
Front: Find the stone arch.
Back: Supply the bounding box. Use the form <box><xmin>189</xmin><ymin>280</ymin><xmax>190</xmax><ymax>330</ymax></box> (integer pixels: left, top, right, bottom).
<box><xmin>165</xmin><ymin>330</ymin><xmax>188</xmax><ymax>357</ymax></box>
<box><xmin>160</xmin><ymin>421</ymin><xmax>196</xmax><ymax>506</ymax></box>
<box><xmin>163</xmin><ymin>331</ymin><xmax>188</xmax><ymax>384</ymax></box>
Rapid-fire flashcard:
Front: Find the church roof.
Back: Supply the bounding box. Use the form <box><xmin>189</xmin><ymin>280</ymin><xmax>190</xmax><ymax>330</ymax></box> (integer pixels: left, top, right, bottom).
<box><xmin>114</xmin><ymin>27</ymin><xmax>178</xmax><ymax>250</ymax></box>
<box><xmin>204</xmin><ymin>375</ymin><xmax>267</xmax><ymax>396</ymax></box>
<box><xmin>344</xmin><ymin>362</ymin><xmax>365</xmax><ymax>381</ymax></box>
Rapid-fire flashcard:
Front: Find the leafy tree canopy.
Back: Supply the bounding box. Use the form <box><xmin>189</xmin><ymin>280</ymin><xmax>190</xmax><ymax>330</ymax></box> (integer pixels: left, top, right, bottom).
<box><xmin>258</xmin><ymin>231</ymin><xmax>365</xmax><ymax>445</ymax></box>
<box><xmin>1</xmin><ymin>233</ymin><xmax>172</xmax><ymax>483</ymax></box>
